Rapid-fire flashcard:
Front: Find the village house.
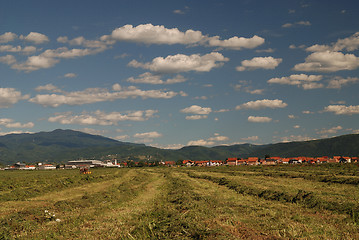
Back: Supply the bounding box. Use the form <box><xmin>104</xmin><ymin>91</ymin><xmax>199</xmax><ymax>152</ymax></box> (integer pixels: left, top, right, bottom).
<box><xmin>38</xmin><ymin>164</ymin><xmax>56</xmax><ymax>170</ymax></box>
<box><xmin>226</xmin><ymin>158</ymin><xmax>239</xmax><ymax>166</ymax></box>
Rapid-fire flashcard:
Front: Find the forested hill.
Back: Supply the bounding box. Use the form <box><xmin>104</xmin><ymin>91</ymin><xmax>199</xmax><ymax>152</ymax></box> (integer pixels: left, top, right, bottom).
<box><xmin>0</xmin><ymin>129</ymin><xmax>358</xmax><ymax>165</ymax></box>
<box><xmin>0</xmin><ymin>129</ymin><xmax>142</xmax><ymax>165</ymax></box>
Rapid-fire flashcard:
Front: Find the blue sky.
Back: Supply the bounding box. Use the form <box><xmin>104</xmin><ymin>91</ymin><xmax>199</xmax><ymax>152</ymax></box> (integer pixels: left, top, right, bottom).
<box><xmin>1</xmin><ymin>0</ymin><xmax>359</xmax><ymax>148</ymax></box>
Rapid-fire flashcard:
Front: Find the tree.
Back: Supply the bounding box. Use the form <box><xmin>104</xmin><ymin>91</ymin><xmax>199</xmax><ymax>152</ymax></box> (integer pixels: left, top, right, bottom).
<box><xmin>176</xmin><ymin>159</ymin><xmax>183</xmax><ymax>166</ymax></box>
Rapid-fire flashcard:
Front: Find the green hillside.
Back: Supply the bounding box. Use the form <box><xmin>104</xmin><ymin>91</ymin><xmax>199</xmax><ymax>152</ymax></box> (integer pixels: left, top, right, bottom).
<box><xmin>0</xmin><ymin>130</ymin><xmax>358</xmax><ymax>165</ymax></box>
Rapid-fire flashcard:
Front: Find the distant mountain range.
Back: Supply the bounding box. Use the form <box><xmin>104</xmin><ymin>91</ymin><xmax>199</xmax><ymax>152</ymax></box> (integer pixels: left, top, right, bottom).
<box><xmin>0</xmin><ymin>129</ymin><xmax>358</xmax><ymax>165</ymax></box>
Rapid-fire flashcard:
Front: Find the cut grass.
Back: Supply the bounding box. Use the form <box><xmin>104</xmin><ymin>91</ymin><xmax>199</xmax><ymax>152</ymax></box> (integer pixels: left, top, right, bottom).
<box><xmin>1</xmin><ymin>165</ymin><xmax>359</xmax><ymax>239</ymax></box>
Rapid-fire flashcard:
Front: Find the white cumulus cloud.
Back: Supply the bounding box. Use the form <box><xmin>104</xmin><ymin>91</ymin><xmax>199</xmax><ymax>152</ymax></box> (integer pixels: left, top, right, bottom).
<box><xmin>306</xmin><ymin>32</ymin><xmax>359</xmax><ymax>52</ymax></box>
<box><xmin>20</xmin><ymin>32</ymin><xmax>49</xmax><ymax>44</ymax></box>
<box><xmin>181</xmin><ymin>105</ymin><xmax>212</xmax><ymax>115</ymax></box>
<box><xmin>0</xmin><ymin>118</ymin><xmax>34</xmax><ymax>128</ymax></box>
<box><xmin>134</xmin><ymin>131</ymin><xmax>163</xmax><ymax>139</ymax></box>
<box><xmin>207</xmin><ymin>35</ymin><xmax>265</xmax><ymax>50</ymax></box>
<box><xmin>128</xmin><ymin>52</ymin><xmax>229</xmax><ymax>73</ymax></box>
<box><xmin>0</xmin><ymin>32</ymin><xmax>18</xmax><ymax>43</ymax></box>
<box><xmin>0</xmin><ymin>88</ymin><xmax>29</xmax><ymax>108</ymax></box>
<box><xmin>248</xmin><ymin>116</ymin><xmax>272</xmax><ymax>122</ymax></box>
<box><xmin>110</xmin><ymin>23</ymin><xmax>265</xmax><ymax>50</ymax></box>
<box><xmin>236</xmin><ymin>99</ymin><xmax>287</xmax><ymax>110</ymax></box>
<box><xmin>236</xmin><ymin>56</ymin><xmax>282</xmax><ymax>71</ymax></box>
<box><xmin>317</xmin><ymin>126</ymin><xmax>342</xmax><ymax>135</ymax></box>
<box><xmin>268</xmin><ymin>74</ymin><xmax>322</xmax><ymax>85</ymax></box>
<box><xmin>324</xmin><ymin>105</ymin><xmax>359</xmax><ymax>115</ymax></box>
<box><xmin>293</xmin><ymin>51</ymin><xmax>359</xmax><ymax>72</ymax></box>
<box><xmin>187</xmin><ymin>133</ymin><xmax>229</xmax><ymax>146</ymax></box>
<box><xmin>111</xmin><ymin>24</ymin><xmax>205</xmax><ymax>45</ymax></box>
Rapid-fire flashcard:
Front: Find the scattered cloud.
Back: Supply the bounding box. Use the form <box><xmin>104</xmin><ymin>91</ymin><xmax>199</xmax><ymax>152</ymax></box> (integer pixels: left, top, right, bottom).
<box><xmin>35</xmin><ymin>84</ymin><xmax>63</xmax><ymax>93</ymax></box>
<box><xmin>30</xmin><ymin>84</ymin><xmax>185</xmax><ymax>107</ymax></box>
<box><xmin>114</xmin><ymin>135</ymin><xmax>130</xmax><ymax>141</ymax></box>
<box><xmin>9</xmin><ymin>43</ymin><xmax>109</xmax><ymax>72</ymax></box>
<box><xmin>241</xmin><ymin>136</ymin><xmax>259</xmax><ymax>141</ymax></box>
<box><xmin>64</xmin><ymin>73</ymin><xmax>77</xmax><ymax>78</ymax></box>
<box><xmin>0</xmin><ymin>45</ymin><xmax>37</xmax><ymax>54</ymax></box>
<box><xmin>207</xmin><ymin>35</ymin><xmax>265</xmax><ymax>50</ymax></box>
<box><xmin>110</xmin><ymin>23</ymin><xmax>264</xmax><ymax>50</ymax></box>
<box><xmin>187</xmin><ymin>133</ymin><xmax>229</xmax><ymax>146</ymax></box>
<box><xmin>327</xmin><ymin>76</ymin><xmax>359</xmax><ymax>89</ymax></box>
<box><xmin>293</xmin><ymin>51</ymin><xmax>359</xmax><ymax>72</ymax></box>
<box><xmin>236</xmin><ymin>56</ymin><xmax>282</xmax><ymax>71</ymax></box>
<box><xmin>282</xmin><ymin>21</ymin><xmax>311</xmax><ymax>28</ymax></box>
<box><xmin>181</xmin><ymin>105</ymin><xmax>212</xmax><ymax>115</ymax></box>
<box><xmin>150</xmin><ymin>143</ymin><xmax>185</xmax><ymax>149</ymax></box>
<box><xmin>302</xmin><ymin>110</ymin><xmax>314</xmax><ymax>114</ymax></box>
<box><xmin>128</xmin><ymin>52</ymin><xmax>229</xmax><ymax>73</ymax></box>
<box><xmin>185</xmin><ymin>115</ymin><xmax>208</xmax><ymax>120</ymax></box>
<box><xmin>114</xmin><ymin>53</ymin><xmax>129</xmax><ymax>59</ymax></box>
<box><xmin>246</xmin><ymin>88</ymin><xmax>265</xmax><ymax>94</ymax></box>
<box><xmin>19</xmin><ymin>32</ymin><xmax>49</xmax><ymax>44</ymax></box>
<box><xmin>11</xmin><ymin>55</ymin><xmax>59</xmax><ymax>71</ymax></box>
<box><xmin>247</xmin><ymin>116</ymin><xmax>272</xmax><ymax>122</ymax></box>
<box><xmin>48</xmin><ymin>109</ymin><xmax>158</xmax><ymax>125</ymax></box>
<box><xmin>111</xmin><ymin>24</ymin><xmax>205</xmax><ymax>45</ymax></box>
<box><xmin>306</xmin><ymin>32</ymin><xmax>359</xmax><ymax>52</ymax></box>
<box><xmin>236</xmin><ymin>99</ymin><xmax>287</xmax><ymax>110</ymax></box>
<box><xmin>255</xmin><ymin>48</ymin><xmax>274</xmax><ymax>53</ymax></box>
<box><xmin>173</xmin><ymin>9</ymin><xmax>185</xmax><ymax>14</ymax></box>
<box><xmin>0</xmin><ymin>88</ymin><xmax>29</xmax><ymax>108</ymax></box>
<box><xmin>0</xmin><ymin>130</ymin><xmax>33</xmax><ymax>136</ymax></box>
<box><xmin>317</xmin><ymin>126</ymin><xmax>342</xmax><ymax>135</ymax></box>
<box><xmin>0</xmin><ymin>118</ymin><xmax>34</xmax><ymax>128</ymax></box>
<box><xmin>134</xmin><ymin>131</ymin><xmax>162</xmax><ymax>138</ymax></box>
<box><xmin>268</xmin><ymin>74</ymin><xmax>323</xmax><ymax>89</ymax></box>
<box><xmin>289</xmin><ymin>44</ymin><xmax>306</xmax><ymax>49</ymax></box>
<box><xmin>126</xmin><ymin>72</ymin><xmax>187</xmax><ymax>84</ymax></box>
<box><xmin>0</xmin><ymin>32</ymin><xmax>18</xmax><ymax>43</ymax></box>
<box><xmin>323</xmin><ymin>105</ymin><xmax>359</xmax><ymax>115</ymax></box>
<box><xmin>234</xmin><ymin>81</ymin><xmax>264</xmax><ymax>94</ymax></box>
<box><xmin>187</xmin><ymin>139</ymin><xmax>215</xmax><ymax>146</ymax></box>
<box><xmin>0</xmin><ymin>55</ymin><xmax>16</xmax><ymax>65</ymax></box>
<box><xmin>194</xmin><ymin>96</ymin><xmax>208</xmax><ymax>100</ymax></box>
<box><xmin>215</xmin><ymin>109</ymin><xmax>230</xmax><ymax>113</ymax></box>
<box><xmin>279</xmin><ymin>135</ymin><xmax>313</xmax><ymax>142</ymax></box>
<box><xmin>78</xmin><ymin>128</ymin><xmax>109</xmax><ymax>136</ymax></box>
<box><xmin>208</xmin><ymin>134</ymin><xmax>229</xmax><ymax>141</ymax></box>
<box><xmin>133</xmin><ymin>131</ymin><xmax>163</xmax><ymax>143</ymax></box>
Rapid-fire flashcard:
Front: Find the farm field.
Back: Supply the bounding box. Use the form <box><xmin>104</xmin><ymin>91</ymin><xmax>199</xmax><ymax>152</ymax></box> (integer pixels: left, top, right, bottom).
<box><xmin>1</xmin><ymin>164</ymin><xmax>359</xmax><ymax>239</ymax></box>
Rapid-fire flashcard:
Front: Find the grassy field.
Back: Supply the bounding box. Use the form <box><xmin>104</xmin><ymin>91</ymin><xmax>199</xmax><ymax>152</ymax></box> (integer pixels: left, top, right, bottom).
<box><xmin>1</xmin><ymin>164</ymin><xmax>359</xmax><ymax>239</ymax></box>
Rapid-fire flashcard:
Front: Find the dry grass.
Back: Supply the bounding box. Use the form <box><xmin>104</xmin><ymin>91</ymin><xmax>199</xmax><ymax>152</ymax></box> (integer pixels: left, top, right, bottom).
<box><xmin>1</xmin><ymin>165</ymin><xmax>359</xmax><ymax>239</ymax></box>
